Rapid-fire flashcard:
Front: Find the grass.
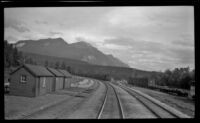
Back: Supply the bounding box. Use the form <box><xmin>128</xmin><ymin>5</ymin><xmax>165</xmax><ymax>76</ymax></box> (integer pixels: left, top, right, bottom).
<box><xmin>4</xmin><ymin>92</ymin><xmax>72</xmax><ymax>119</ymax></box>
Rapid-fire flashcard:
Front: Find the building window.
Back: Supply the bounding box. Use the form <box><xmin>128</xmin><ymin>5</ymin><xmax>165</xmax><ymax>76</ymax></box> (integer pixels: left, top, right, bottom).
<box><xmin>42</xmin><ymin>77</ymin><xmax>46</xmax><ymax>88</ymax></box>
<box><xmin>20</xmin><ymin>75</ymin><xmax>27</xmax><ymax>83</ymax></box>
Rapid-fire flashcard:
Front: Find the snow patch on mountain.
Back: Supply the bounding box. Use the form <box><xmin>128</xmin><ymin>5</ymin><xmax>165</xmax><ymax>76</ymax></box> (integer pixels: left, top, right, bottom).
<box><xmin>81</xmin><ymin>55</ymin><xmax>96</xmax><ymax>62</ymax></box>
<box><xmin>16</xmin><ymin>42</ymin><xmax>26</xmax><ymax>48</ymax></box>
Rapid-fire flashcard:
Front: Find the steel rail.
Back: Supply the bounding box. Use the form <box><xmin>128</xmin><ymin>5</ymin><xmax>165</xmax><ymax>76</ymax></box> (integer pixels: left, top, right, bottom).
<box><xmin>118</xmin><ymin>83</ymin><xmax>180</xmax><ymax>118</ymax></box>
<box><xmin>97</xmin><ymin>81</ymin><xmax>124</xmax><ymax>119</ymax></box>
<box><xmin>97</xmin><ymin>81</ymin><xmax>108</xmax><ymax>119</ymax></box>
<box><xmin>109</xmin><ymin>83</ymin><xmax>125</xmax><ymax>119</ymax></box>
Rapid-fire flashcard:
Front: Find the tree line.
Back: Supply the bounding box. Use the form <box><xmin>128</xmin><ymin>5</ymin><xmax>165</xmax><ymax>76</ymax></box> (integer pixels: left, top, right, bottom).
<box><xmin>153</xmin><ymin>67</ymin><xmax>195</xmax><ymax>90</ymax></box>
<box><xmin>4</xmin><ymin>40</ymin><xmax>23</xmax><ymax>67</ymax></box>
<box><xmin>4</xmin><ymin>40</ymin><xmax>72</xmax><ymax>72</ymax></box>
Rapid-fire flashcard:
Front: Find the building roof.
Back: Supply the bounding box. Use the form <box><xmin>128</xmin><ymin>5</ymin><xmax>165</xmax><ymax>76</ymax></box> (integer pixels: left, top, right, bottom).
<box><xmin>46</xmin><ymin>67</ymin><xmax>65</xmax><ymax>77</ymax></box>
<box><xmin>10</xmin><ymin>64</ymin><xmax>54</xmax><ymax>77</ymax></box>
<box><xmin>58</xmin><ymin>69</ymin><xmax>72</xmax><ymax>78</ymax></box>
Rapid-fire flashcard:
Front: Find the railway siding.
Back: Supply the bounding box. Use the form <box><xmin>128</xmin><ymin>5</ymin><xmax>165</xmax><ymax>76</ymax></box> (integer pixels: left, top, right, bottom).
<box><xmin>63</xmin><ymin>80</ymin><xmax>106</xmax><ymax>119</ymax></box>
<box><xmin>122</xmin><ymin>85</ymin><xmax>191</xmax><ymax>118</ymax></box>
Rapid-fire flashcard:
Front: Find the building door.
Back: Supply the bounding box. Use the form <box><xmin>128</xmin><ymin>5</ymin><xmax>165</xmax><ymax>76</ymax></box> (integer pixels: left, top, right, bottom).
<box><xmin>39</xmin><ymin>77</ymin><xmax>46</xmax><ymax>95</ymax></box>
<box><xmin>52</xmin><ymin>78</ymin><xmax>56</xmax><ymax>91</ymax></box>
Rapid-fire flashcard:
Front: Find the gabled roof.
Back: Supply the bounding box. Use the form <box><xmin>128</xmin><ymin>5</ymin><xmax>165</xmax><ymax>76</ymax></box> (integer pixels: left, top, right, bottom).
<box><xmin>46</xmin><ymin>67</ymin><xmax>64</xmax><ymax>77</ymax></box>
<box><xmin>58</xmin><ymin>69</ymin><xmax>72</xmax><ymax>78</ymax></box>
<box><xmin>10</xmin><ymin>64</ymin><xmax>54</xmax><ymax>77</ymax></box>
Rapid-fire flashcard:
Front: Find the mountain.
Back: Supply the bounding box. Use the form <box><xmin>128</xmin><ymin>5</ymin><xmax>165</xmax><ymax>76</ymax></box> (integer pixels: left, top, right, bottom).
<box><xmin>14</xmin><ymin>38</ymin><xmax>129</xmax><ymax>68</ymax></box>
<box><xmin>106</xmin><ymin>54</ymin><xmax>129</xmax><ymax>68</ymax></box>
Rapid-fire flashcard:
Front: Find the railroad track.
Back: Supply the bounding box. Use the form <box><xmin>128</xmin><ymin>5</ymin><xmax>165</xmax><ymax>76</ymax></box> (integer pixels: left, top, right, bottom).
<box><xmin>97</xmin><ymin>81</ymin><xmax>124</xmax><ymax>119</ymax></box>
<box><xmin>115</xmin><ymin>83</ymin><xmax>190</xmax><ymax>118</ymax></box>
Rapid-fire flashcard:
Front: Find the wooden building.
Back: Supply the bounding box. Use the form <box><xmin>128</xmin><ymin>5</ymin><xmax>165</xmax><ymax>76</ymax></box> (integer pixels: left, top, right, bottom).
<box><xmin>9</xmin><ymin>64</ymin><xmax>54</xmax><ymax>97</ymax></box>
<box><xmin>46</xmin><ymin>67</ymin><xmax>65</xmax><ymax>90</ymax></box>
<box><xmin>58</xmin><ymin>69</ymin><xmax>72</xmax><ymax>88</ymax></box>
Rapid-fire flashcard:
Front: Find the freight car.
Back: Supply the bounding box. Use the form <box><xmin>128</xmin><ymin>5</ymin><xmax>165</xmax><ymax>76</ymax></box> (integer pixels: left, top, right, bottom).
<box><xmin>128</xmin><ymin>77</ymin><xmax>148</xmax><ymax>88</ymax></box>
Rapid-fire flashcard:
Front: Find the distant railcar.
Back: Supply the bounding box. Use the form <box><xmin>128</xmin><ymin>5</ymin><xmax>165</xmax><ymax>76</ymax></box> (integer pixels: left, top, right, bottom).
<box><xmin>148</xmin><ymin>79</ymin><xmax>156</xmax><ymax>87</ymax></box>
<box><xmin>128</xmin><ymin>77</ymin><xmax>148</xmax><ymax>88</ymax></box>
<box><xmin>188</xmin><ymin>81</ymin><xmax>195</xmax><ymax>99</ymax></box>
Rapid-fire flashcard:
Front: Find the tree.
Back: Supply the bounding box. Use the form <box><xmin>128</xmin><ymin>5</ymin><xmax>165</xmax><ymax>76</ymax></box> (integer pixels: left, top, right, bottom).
<box><xmin>44</xmin><ymin>60</ymin><xmax>49</xmax><ymax>67</ymax></box>
<box><xmin>156</xmin><ymin>67</ymin><xmax>193</xmax><ymax>89</ymax></box>
<box><xmin>32</xmin><ymin>60</ymin><xmax>37</xmax><ymax>65</ymax></box>
<box><xmin>13</xmin><ymin>47</ymin><xmax>20</xmax><ymax>66</ymax></box>
<box><xmin>49</xmin><ymin>62</ymin><xmax>55</xmax><ymax>68</ymax></box>
<box><xmin>191</xmin><ymin>69</ymin><xmax>195</xmax><ymax>80</ymax></box>
<box><xmin>26</xmin><ymin>57</ymin><xmax>33</xmax><ymax>64</ymax></box>
<box><xmin>104</xmin><ymin>74</ymin><xmax>110</xmax><ymax>81</ymax></box>
<box><xmin>4</xmin><ymin>40</ymin><xmax>9</xmax><ymax>67</ymax></box>
<box><xmin>4</xmin><ymin>41</ymin><xmax>14</xmax><ymax>67</ymax></box>
<box><xmin>4</xmin><ymin>40</ymin><xmax>23</xmax><ymax>67</ymax></box>
<box><xmin>163</xmin><ymin>69</ymin><xmax>172</xmax><ymax>86</ymax></box>
<box><xmin>66</xmin><ymin>66</ymin><xmax>70</xmax><ymax>72</ymax></box>
<box><xmin>55</xmin><ymin>61</ymin><xmax>60</xmax><ymax>69</ymax></box>
<box><xmin>180</xmin><ymin>74</ymin><xmax>191</xmax><ymax>89</ymax></box>
<box><xmin>17</xmin><ymin>51</ymin><xmax>23</xmax><ymax>66</ymax></box>
<box><xmin>134</xmin><ymin>72</ymin><xmax>138</xmax><ymax>78</ymax></box>
<box><xmin>61</xmin><ymin>61</ymin><xmax>66</xmax><ymax>69</ymax></box>
<box><xmin>169</xmin><ymin>68</ymin><xmax>180</xmax><ymax>87</ymax></box>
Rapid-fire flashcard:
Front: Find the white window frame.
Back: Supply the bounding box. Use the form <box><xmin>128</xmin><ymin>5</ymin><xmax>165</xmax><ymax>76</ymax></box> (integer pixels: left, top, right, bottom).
<box><xmin>42</xmin><ymin>77</ymin><xmax>46</xmax><ymax>88</ymax></box>
<box><xmin>20</xmin><ymin>75</ymin><xmax>27</xmax><ymax>83</ymax></box>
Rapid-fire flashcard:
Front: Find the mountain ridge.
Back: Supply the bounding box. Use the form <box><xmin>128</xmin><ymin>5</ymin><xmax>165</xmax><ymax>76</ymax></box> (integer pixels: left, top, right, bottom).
<box><xmin>14</xmin><ymin>37</ymin><xmax>129</xmax><ymax>68</ymax></box>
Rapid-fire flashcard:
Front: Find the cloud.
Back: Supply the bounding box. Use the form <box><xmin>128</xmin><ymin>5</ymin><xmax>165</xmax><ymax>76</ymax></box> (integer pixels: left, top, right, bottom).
<box><xmin>49</xmin><ymin>31</ymin><xmax>63</xmax><ymax>36</ymax></box>
<box><xmin>102</xmin><ymin>43</ymin><xmax>132</xmax><ymax>50</ymax></box>
<box><xmin>171</xmin><ymin>34</ymin><xmax>194</xmax><ymax>48</ymax></box>
<box><xmin>169</xmin><ymin>48</ymin><xmax>194</xmax><ymax>64</ymax></box>
<box><xmin>4</xmin><ymin>35</ymin><xmax>18</xmax><ymax>42</ymax></box>
<box><xmin>5</xmin><ymin>18</ymin><xmax>30</xmax><ymax>33</ymax></box>
<box><xmin>35</xmin><ymin>20</ymin><xmax>48</xmax><ymax>25</ymax></box>
<box><xmin>104</xmin><ymin>7</ymin><xmax>193</xmax><ymax>28</ymax></box>
<box><xmin>101</xmin><ymin>7</ymin><xmax>194</xmax><ymax>43</ymax></box>
<box><xmin>104</xmin><ymin>37</ymin><xmax>168</xmax><ymax>54</ymax></box>
<box><xmin>104</xmin><ymin>37</ymin><xmax>133</xmax><ymax>46</ymax></box>
<box><xmin>102</xmin><ymin>36</ymin><xmax>194</xmax><ymax>71</ymax></box>
<box><xmin>172</xmin><ymin>40</ymin><xmax>194</xmax><ymax>47</ymax></box>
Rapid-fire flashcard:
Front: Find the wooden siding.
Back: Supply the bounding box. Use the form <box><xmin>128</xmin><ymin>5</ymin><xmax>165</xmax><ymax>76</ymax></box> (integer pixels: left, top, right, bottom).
<box><xmin>55</xmin><ymin>77</ymin><xmax>64</xmax><ymax>90</ymax></box>
<box><xmin>46</xmin><ymin>77</ymin><xmax>54</xmax><ymax>92</ymax></box>
<box><xmin>64</xmin><ymin>78</ymin><xmax>71</xmax><ymax>88</ymax></box>
<box><xmin>37</xmin><ymin>77</ymin><xmax>54</xmax><ymax>96</ymax></box>
<box><xmin>38</xmin><ymin>77</ymin><xmax>46</xmax><ymax>96</ymax></box>
<box><xmin>10</xmin><ymin>67</ymin><xmax>36</xmax><ymax>97</ymax></box>
<box><xmin>35</xmin><ymin>77</ymin><xmax>39</xmax><ymax>96</ymax></box>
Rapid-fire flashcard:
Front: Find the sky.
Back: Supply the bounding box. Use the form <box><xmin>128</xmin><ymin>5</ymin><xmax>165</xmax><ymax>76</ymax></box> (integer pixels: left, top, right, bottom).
<box><xmin>4</xmin><ymin>7</ymin><xmax>194</xmax><ymax>71</ymax></box>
